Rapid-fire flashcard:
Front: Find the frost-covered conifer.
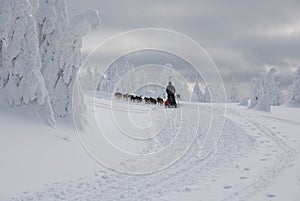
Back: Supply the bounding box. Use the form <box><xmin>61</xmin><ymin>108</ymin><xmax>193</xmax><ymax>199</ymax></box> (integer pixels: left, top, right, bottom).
<box><xmin>34</xmin><ymin>0</ymin><xmax>100</xmax><ymax>117</ymax></box>
<box><xmin>238</xmin><ymin>98</ymin><xmax>249</xmax><ymax>106</ymax></box>
<box><xmin>191</xmin><ymin>82</ymin><xmax>202</xmax><ymax>102</ymax></box>
<box><xmin>287</xmin><ymin>67</ymin><xmax>300</xmax><ymax>106</ymax></box>
<box><xmin>0</xmin><ymin>0</ymin><xmax>55</xmax><ymax>126</ymax></box>
<box><xmin>249</xmin><ymin>68</ymin><xmax>279</xmax><ymax>112</ymax></box>
<box><xmin>229</xmin><ymin>77</ymin><xmax>238</xmax><ymax>103</ymax></box>
<box><xmin>203</xmin><ymin>86</ymin><xmax>211</xmax><ymax>103</ymax></box>
<box><xmin>248</xmin><ymin>78</ymin><xmax>262</xmax><ymax>109</ymax></box>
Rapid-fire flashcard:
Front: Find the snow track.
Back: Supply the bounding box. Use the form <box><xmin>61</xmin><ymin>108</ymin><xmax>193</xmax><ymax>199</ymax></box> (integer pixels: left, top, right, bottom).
<box><xmin>6</xmin><ymin>102</ymin><xmax>300</xmax><ymax>201</ymax></box>
<box><xmin>8</xmin><ymin>102</ymin><xmax>253</xmax><ymax>201</ymax></box>
<box><xmin>222</xmin><ymin>108</ymin><xmax>298</xmax><ymax>201</ymax></box>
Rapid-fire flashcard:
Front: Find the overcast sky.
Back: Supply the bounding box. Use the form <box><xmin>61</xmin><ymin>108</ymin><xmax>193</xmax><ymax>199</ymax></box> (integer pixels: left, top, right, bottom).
<box><xmin>66</xmin><ymin>0</ymin><xmax>300</xmax><ymax>98</ymax></box>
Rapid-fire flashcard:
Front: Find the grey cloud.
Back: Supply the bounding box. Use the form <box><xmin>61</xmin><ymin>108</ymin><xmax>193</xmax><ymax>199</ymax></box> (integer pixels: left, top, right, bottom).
<box><xmin>67</xmin><ymin>0</ymin><xmax>300</xmax><ymax>98</ymax></box>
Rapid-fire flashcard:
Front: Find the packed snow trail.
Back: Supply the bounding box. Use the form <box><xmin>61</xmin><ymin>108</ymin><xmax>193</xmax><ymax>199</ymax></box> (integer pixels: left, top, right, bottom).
<box><xmin>6</xmin><ymin>101</ymin><xmax>300</xmax><ymax>201</ymax></box>
<box><xmin>8</xmin><ymin>100</ymin><xmax>251</xmax><ymax>201</ymax></box>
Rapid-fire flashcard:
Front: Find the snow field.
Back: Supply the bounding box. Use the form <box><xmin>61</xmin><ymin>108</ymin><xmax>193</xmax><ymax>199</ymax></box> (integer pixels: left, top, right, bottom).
<box><xmin>3</xmin><ymin>98</ymin><xmax>255</xmax><ymax>201</ymax></box>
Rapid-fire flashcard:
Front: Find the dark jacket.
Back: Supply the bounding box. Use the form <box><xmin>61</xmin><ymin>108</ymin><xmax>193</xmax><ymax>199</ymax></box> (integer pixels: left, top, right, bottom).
<box><xmin>166</xmin><ymin>84</ymin><xmax>175</xmax><ymax>95</ymax></box>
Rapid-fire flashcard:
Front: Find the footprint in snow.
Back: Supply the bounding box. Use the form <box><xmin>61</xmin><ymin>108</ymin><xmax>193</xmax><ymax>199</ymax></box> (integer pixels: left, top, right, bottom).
<box><xmin>62</xmin><ymin>136</ymin><xmax>70</xmax><ymax>141</ymax></box>
<box><xmin>224</xmin><ymin>185</ymin><xmax>232</xmax><ymax>189</ymax></box>
<box><xmin>260</xmin><ymin>158</ymin><xmax>267</xmax><ymax>161</ymax></box>
<box><xmin>265</xmin><ymin>193</ymin><xmax>275</xmax><ymax>198</ymax></box>
<box><xmin>244</xmin><ymin>168</ymin><xmax>250</xmax><ymax>171</ymax></box>
<box><xmin>240</xmin><ymin>176</ymin><xmax>248</xmax><ymax>180</ymax></box>
<box><xmin>184</xmin><ymin>187</ymin><xmax>192</xmax><ymax>192</ymax></box>
<box><xmin>101</xmin><ymin>175</ymin><xmax>109</xmax><ymax>180</ymax></box>
<box><xmin>176</xmin><ymin>188</ymin><xmax>191</xmax><ymax>193</ymax></box>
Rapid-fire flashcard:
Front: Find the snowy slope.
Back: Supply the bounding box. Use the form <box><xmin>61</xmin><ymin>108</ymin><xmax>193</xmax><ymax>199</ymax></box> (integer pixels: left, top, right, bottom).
<box><xmin>1</xmin><ymin>97</ymin><xmax>300</xmax><ymax>201</ymax></box>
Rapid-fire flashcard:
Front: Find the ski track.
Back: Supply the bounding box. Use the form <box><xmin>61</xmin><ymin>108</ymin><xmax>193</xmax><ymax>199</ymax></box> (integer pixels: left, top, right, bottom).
<box><xmin>7</xmin><ymin>104</ymin><xmax>299</xmax><ymax>201</ymax></box>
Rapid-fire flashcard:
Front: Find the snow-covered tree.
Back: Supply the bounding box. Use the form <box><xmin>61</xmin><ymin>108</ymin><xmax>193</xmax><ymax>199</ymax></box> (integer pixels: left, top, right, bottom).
<box><xmin>122</xmin><ymin>67</ymin><xmax>148</xmax><ymax>94</ymax></box>
<box><xmin>257</xmin><ymin>68</ymin><xmax>279</xmax><ymax>111</ymax></box>
<box><xmin>84</xmin><ymin>64</ymin><xmax>95</xmax><ymax>91</ymax></box>
<box><xmin>97</xmin><ymin>61</ymin><xmax>140</xmax><ymax>94</ymax></box>
<box><xmin>97</xmin><ymin>74</ymin><xmax>109</xmax><ymax>93</ymax></box>
<box><xmin>271</xmin><ymin>87</ymin><xmax>284</xmax><ymax>106</ymax></box>
<box><xmin>229</xmin><ymin>77</ymin><xmax>238</xmax><ymax>103</ymax></box>
<box><xmin>238</xmin><ymin>98</ymin><xmax>249</xmax><ymax>106</ymax></box>
<box><xmin>255</xmin><ymin>92</ymin><xmax>271</xmax><ymax>112</ymax></box>
<box><xmin>93</xmin><ymin>66</ymin><xmax>101</xmax><ymax>88</ymax></box>
<box><xmin>248</xmin><ymin>78</ymin><xmax>261</xmax><ymax>109</ymax></box>
<box><xmin>78</xmin><ymin>63</ymin><xmax>97</xmax><ymax>91</ymax></box>
<box><xmin>262</xmin><ymin>68</ymin><xmax>277</xmax><ymax>96</ymax></box>
<box><xmin>87</xmin><ymin>65</ymin><xmax>95</xmax><ymax>91</ymax></box>
<box><xmin>34</xmin><ymin>0</ymin><xmax>100</xmax><ymax>117</ymax></box>
<box><xmin>0</xmin><ymin>0</ymin><xmax>55</xmax><ymax>126</ymax></box>
<box><xmin>191</xmin><ymin>82</ymin><xmax>203</xmax><ymax>102</ymax></box>
<box><xmin>287</xmin><ymin>67</ymin><xmax>300</xmax><ymax>106</ymax></box>
<box><xmin>105</xmin><ymin>63</ymin><xmax>118</xmax><ymax>92</ymax></box>
<box><xmin>209</xmin><ymin>86</ymin><xmax>226</xmax><ymax>103</ymax></box>
<box><xmin>180</xmin><ymin>81</ymin><xmax>191</xmax><ymax>101</ymax></box>
<box><xmin>249</xmin><ymin>67</ymin><xmax>279</xmax><ymax>112</ymax></box>
<box><xmin>203</xmin><ymin>86</ymin><xmax>211</xmax><ymax>103</ymax></box>
<box><xmin>0</xmin><ymin>0</ymin><xmax>100</xmax><ymax>126</ymax></box>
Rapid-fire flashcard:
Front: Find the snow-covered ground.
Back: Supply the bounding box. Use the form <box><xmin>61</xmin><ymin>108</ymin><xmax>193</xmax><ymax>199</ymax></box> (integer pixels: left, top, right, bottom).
<box><xmin>1</xmin><ymin>96</ymin><xmax>300</xmax><ymax>201</ymax></box>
